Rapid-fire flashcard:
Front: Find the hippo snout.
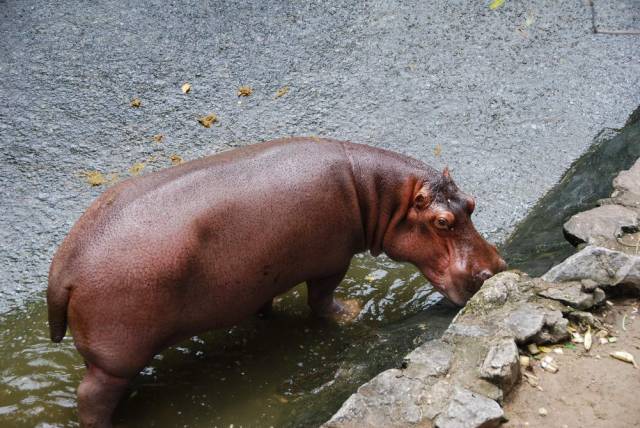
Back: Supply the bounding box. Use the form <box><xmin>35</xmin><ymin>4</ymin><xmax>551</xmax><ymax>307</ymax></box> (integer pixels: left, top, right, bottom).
<box><xmin>474</xmin><ymin>269</ymin><xmax>494</xmax><ymax>283</ymax></box>
<box><xmin>474</xmin><ymin>257</ymin><xmax>507</xmax><ymax>283</ymax></box>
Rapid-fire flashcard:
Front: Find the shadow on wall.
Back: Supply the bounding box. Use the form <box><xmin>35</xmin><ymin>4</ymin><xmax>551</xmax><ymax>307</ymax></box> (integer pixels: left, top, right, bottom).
<box><xmin>502</xmin><ymin>105</ymin><xmax>640</xmax><ymax>276</ymax></box>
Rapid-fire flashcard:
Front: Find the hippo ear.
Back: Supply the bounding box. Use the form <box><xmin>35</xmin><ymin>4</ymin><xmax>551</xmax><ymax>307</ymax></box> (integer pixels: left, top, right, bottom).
<box><xmin>413</xmin><ymin>187</ymin><xmax>431</xmax><ymax>210</ymax></box>
<box><xmin>442</xmin><ymin>167</ymin><xmax>451</xmax><ymax>180</ymax></box>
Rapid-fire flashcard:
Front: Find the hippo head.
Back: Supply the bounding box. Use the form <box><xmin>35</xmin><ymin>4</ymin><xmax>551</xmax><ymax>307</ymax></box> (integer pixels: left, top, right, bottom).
<box><xmin>384</xmin><ymin>168</ymin><xmax>506</xmax><ymax>305</ymax></box>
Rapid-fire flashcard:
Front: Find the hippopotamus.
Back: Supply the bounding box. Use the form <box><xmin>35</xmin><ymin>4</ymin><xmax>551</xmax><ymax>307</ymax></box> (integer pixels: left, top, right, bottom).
<box><xmin>47</xmin><ymin>137</ymin><xmax>506</xmax><ymax>427</ymax></box>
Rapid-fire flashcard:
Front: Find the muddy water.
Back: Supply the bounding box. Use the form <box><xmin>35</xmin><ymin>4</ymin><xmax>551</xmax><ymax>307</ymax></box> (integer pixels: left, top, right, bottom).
<box><xmin>0</xmin><ymin>255</ymin><xmax>455</xmax><ymax>427</ymax></box>
<box><xmin>3</xmin><ymin>114</ymin><xmax>639</xmax><ymax>428</ymax></box>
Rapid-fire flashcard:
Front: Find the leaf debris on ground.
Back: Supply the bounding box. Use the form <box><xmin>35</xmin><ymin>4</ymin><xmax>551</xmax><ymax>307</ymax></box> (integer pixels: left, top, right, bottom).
<box><xmin>129</xmin><ymin>162</ymin><xmax>145</xmax><ymax>176</ymax></box>
<box><xmin>489</xmin><ymin>0</ymin><xmax>505</xmax><ymax>10</ymax></box>
<box><xmin>238</xmin><ymin>86</ymin><xmax>253</xmax><ymax>97</ymax></box>
<box><xmin>198</xmin><ymin>113</ymin><xmax>218</xmax><ymax>128</ymax></box>
<box><xmin>153</xmin><ymin>134</ymin><xmax>164</xmax><ymax>143</ymax></box>
<box><xmin>170</xmin><ymin>154</ymin><xmax>184</xmax><ymax>165</ymax></box>
<box><xmin>275</xmin><ymin>86</ymin><xmax>289</xmax><ymax>98</ymax></box>
<box><xmin>434</xmin><ymin>144</ymin><xmax>442</xmax><ymax>157</ymax></box>
<box><xmin>610</xmin><ymin>351</ymin><xmax>638</xmax><ymax>368</ymax></box>
<box><xmin>80</xmin><ymin>171</ymin><xmax>107</xmax><ymax>186</ymax></box>
<box><xmin>181</xmin><ymin>83</ymin><xmax>192</xmax><ymax>94</ymax></box>
<box><xmin>584</xmin><ymin>326</ymin><xmax>592</xmax><ymax>351</ymax></box>
<box><xmin>79</xmin><ymin>171</ymin><xmax>118</xmax><ymax>187</ymax></box>
<box><xmin>130</xmin><ymin>98</ymin><xmax>142</xmax><ymax>108</ymax></box>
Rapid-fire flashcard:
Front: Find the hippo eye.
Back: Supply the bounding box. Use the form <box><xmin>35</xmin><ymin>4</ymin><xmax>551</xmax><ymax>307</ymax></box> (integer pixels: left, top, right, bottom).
<box><xmin>435</xmin><ymin>217</ymin><xmax>449</xmax><ymax>230</ymax></box>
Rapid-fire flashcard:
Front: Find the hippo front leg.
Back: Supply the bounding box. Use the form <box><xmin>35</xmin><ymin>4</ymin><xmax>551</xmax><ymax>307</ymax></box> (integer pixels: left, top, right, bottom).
<box><xmin>307</xmin><ymin>269</ymin><xmax>361</xmax><ymax>323</ymax></box>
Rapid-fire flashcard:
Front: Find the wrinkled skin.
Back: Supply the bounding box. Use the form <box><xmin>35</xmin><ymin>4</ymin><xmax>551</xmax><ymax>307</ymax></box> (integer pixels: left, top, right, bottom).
<box><xmin>47</xmin><ymin>137</ymin><xmax>505</xmax><ymax>427</ymax></box>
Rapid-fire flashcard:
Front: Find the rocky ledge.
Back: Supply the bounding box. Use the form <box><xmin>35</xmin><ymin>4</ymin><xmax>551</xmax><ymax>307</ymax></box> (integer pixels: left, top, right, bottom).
<box><xmin>323</xmin><ymin>160</ymin><xmax>640</xmax><ymax>428</ymax></box>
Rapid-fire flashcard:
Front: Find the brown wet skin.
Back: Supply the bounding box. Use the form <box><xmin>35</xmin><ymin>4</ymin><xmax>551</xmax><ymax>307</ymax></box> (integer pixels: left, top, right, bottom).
<box><xmin>47</xmin><ymin>137</ymin><xmax>506</xmax><ymax>427</ymax></box>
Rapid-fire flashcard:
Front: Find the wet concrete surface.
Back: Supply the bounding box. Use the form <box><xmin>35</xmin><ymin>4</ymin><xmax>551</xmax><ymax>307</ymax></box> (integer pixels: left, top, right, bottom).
<box><xmin>1</xmin><ymin>0</ymin><xmax>639</xmax><ymax>313</ymax></box>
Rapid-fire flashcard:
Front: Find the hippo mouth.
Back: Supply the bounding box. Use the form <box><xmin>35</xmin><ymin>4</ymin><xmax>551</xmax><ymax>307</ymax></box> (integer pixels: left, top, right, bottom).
<box><xmin>421</xmin><ymin>270</ymin><xmax>473</xmax><ymax>307</ymax></box>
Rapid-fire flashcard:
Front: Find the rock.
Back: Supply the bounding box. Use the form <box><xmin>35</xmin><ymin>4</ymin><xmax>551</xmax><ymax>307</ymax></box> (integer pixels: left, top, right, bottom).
<box><xmin>613</xmin><ymin>159</ymin><xmax>640</xmax><ymax>195</ymax></box>
<box><xmin>503</xmin><ymin>304</ymin><xmax>544</xmax><ymax>343</ymax></box>
<box><xmin>403</xmin><ymin>340</ymin><xmax>453</xmax><ymax>378</ymax></box>
<box><xmin>444</xmin><ymin>323</ymin><xmax>492</xmax><ymax>338</ymax></box>
<box><xmin>599</xmin><ymin>192</ymin><xmax>640</xmax><ymax>210</ymax></box>
<box><xmin>322</xmin><ymin>369</ymin><xmax>433</xmax><ymax>428</ymax></box>
<box><xmin>566</xmin><ymin>310</ymin><xmax>598</xmax><ymax>327</ymax></box>
<box><xmin>503</xmin><ymin>303</ymin><xmax>568</xmax><ymax>344</ymax></box>
<box><xmin>593</xmin><ymin>287</ymin><xmax>606</xmax><ymax>305</ymax></box>
<box><xmin>533</xmin><ymin>309</ymin><xmax>569</xmax><ymax>344</ymax></box>
<box><xmin>479</xmin><ymin>338</ymin><xmax>520</xmax><ymax>393</ymax></box>
<box><xmin>538</xmin><ymin>281</ymin><xmax>597</xmax><ymax>310</ymax></box>
<box><xmin>473</xmin><ymin>272</ymin><xmax>521</xmax><ymax>305</ymax></box>
<box><xmin>542</xmin><ymin>246</ymin><xmax>640</xmax><ymax>292</ymax></box>
<box><xmin>580</xmin><ymin>279</ymin><xmax>599</xmax><ymax>292</ymax></box>
<box><xmin>434</xmin><ymin>387</ymin><xmax>504</xmax><ymax>428</ymax></box>
<box><xmin>563</xmin><ymin>205</ymin><xmax>639</xmax><ymax>247</ymax></box>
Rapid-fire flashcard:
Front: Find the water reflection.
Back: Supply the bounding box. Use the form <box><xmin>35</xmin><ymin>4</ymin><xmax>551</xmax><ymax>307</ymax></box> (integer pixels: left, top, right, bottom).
<box><xmin>0</xmin><ymin>255</ymin><xmax>455</xmax><ymax>428</ymax></box>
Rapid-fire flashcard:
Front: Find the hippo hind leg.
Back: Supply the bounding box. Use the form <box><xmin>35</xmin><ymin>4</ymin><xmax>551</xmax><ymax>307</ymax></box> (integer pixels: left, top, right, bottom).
<box><xmin>307</xmin><ymin>268</ymin><xmax>361</xmax><ymax>322</ymax></box>
<box><xmin>76</xmin><ymin>363</ymin><xmax>134</xmax><ymax>428</ymax></box>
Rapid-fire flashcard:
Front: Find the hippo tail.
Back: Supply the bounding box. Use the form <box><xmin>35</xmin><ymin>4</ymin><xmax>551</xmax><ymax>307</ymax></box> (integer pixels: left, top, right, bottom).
<box><xmin>47</xmin><ymin>269</ymin><xmax>71</xmax><ymax>343</ymax></box>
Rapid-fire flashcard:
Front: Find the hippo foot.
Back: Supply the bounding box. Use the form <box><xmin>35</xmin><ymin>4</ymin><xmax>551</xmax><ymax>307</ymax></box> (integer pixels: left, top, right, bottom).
<box><xmin>314</xmin><ymin>298</ymin><xmax>362</xmax><ymax>323</ymax></box>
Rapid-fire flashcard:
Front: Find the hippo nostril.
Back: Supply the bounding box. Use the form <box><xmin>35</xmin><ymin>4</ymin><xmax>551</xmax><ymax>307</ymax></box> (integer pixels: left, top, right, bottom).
<box><xmin>476</xmin><ymin>269</ymin><xmax>493</xmax><ymax>283</ymax></box>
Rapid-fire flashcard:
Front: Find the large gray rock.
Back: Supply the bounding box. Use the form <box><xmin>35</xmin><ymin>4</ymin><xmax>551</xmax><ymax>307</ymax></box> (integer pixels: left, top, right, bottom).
<box><xmin>403</xmin><ymin>340</ymin><xmax>454</xmax><ymax>378</ymax></box>
<box><xmin>563</xmin><ymin>205</ymin><xmax>639</xmax><ymax>247</ymax></box>
<box><xmin>599</xmin><ymin>192</ymin><xmax>640</xmax><ymax>210</ymax></box>
<box><xmin>613</xmin><ymin>159</ymin><xmax>640</xmax><ymax>195</ymax></box>
<box><xmin>503</xmin><ymin>303</ymin><xmax>569</xmax><ymax>344</ymax></box>
<box><xmin>503</xmin><ymin>304</ymin><xmax>544</xmax><ymax>343</ymax></box>
<box><xmin>434</xmin><ymin>387</ymin><xmax>505</xmax><ymax>428</ymax></box>
<box><xmin>322</xmin><ymin>369</ymin><xmax>435</xmax><ymax>428</ymax></box>
<box><xmin>543</xmin><ymin>246</ymin><xmax>640</xmax><ymax>292</ymax></box>
<box><xmin>537</xmin><ymin>281</ymin><xmax>605</xmax><ymax>310</ymax></box>
<box><xmin>479</xmin><ymin>338</ymin><xmax>520</xmax><ymax>394</ymax></box>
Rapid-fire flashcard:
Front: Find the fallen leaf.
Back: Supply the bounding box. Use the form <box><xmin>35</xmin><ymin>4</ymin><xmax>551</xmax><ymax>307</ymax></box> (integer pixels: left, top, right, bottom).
<box><xmin>198</xmin><ymin>113</ymin><xmax>218</xmax><ymax>128</ymax></box>
<box><xmin>181</xmin><ymin>82</ymin><xmax>192</xmax><ymax>94</ymax></box>
<box><xmin>610</xmin><ymin>351</ymin><xmax>638</xmax><ymax>368</ymax></box>
<box><xmin>527</xmin><ymin>343</ymin><xmax>540</xmax><ymax>355</ymax></box>
<box><xmin>364</xmin><ymin>274</ymin><xmax>375</xmax><ymax>282</ymax></box>
<box><xmin>489</xmin><ymin>0</ymin><xmax>505</xmax><ymax>10</ymax></box>
<box><xmin>540</xmin><ymin>355</ymin><xmax>558</xmax><ymax>373</ymax></box>
<box><xmin>170</xmin><ymin>154</ymin><xmax>184</xmax><ymax>165</ymax></box>
<box><xmin>153</xmin><ymin>134</ymin><xmax>164</xmax><ymax>143</ymax></box>
<box><xmin>81</xmin><ymin>171</ymin><xmax>108</xmax><ymax>186</ymax></box>
<box><xmin>525</xmin><ymin>11</ymin><xmax>535</xmax><ymax>27</ymax></box>
<box><xmin>238</xmin><ymin>86</ymin><xmax>253</xmax><ymax>97</ymax></box>
<box><xmin>434</xmin><ymin>144</ymin><xmax>442</xmax><ymax>157</ymax></box>
<box><xmin>129</xmin><ymin>162</ymin><xmax>145</xmax><ymax>176</ymax></box>
<box><xmin>275</xmin><ymin>86</ymin><xmax>289</xmax><ymax>98</ymax></box>
<box><xmin>595</xmin><ymin>329</ymin><xmax>608</xmax><ymax>338</ymax></box>
<box><xmin>584</xmin><ymin>326</ymin><xmax>592</xmax><ymax>351</ymax></box>
<box><xmin>538</xmin><ymin>345</ymin><xmax>552</xmax><ymax>353</ymax></box>
<box><xmin>523</xmin><ymin>372</ymin><xmax>538</xmax><ymax>387</ymax></box>
<box><xmin>130</xmin><ymin>98</ymin><xmax>142</xmax><ymax>108</ymax></box>
<box><xmin>563</xmin><ymin>342</ymin><xmax>577</xmax><ymax>350</ymax></box>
